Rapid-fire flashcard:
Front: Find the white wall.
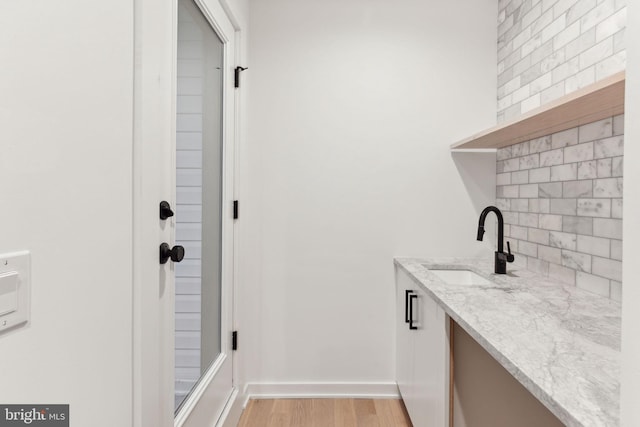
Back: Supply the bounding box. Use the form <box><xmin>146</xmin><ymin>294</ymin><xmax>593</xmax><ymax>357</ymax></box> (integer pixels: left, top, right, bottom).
<box><xmin>620</xmin><ymin>1</ymin><xmax>640</xmax><ymax>424</ymax></box>
<box><xmin>0</xmin><ymin>1</ymin><xmax>133</xmax><ymax>426</ymax></box>
<box><xmin>243</xmin><ymin>0</ymin><xmax>497</xmax><ymax>391</ymax></box>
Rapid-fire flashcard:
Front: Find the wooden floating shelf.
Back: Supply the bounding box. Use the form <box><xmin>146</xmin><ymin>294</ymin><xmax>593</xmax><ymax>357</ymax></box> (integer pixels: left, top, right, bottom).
<box><xmin>451</xmin><ymin>71</ymin><xmax>625</xmax><ymax>150</ymax></box>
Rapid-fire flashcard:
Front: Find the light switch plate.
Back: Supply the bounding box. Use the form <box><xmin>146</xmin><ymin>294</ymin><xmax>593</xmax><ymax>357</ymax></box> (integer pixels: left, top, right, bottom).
<box><xmin>0</xmin><ymin>251</ymin><xmax>30</xmax><ymax>334</ymax></box>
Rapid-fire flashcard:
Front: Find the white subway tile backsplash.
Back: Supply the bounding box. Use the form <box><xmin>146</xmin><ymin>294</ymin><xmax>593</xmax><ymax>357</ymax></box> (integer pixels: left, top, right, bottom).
<box><xmin>593</xmin><ymin>218</ymin><xmax>623</xmax><ymax>239</ymax></box>
<box><xmin>577</xmin><ymin>199</ymin><xmax>612</xmax><ymax>217</ymax></box>
<box><xmin>563</xmin><ymin>180</ymin><xmax>593</xmax><ymax>197</ymax></box>
<box><xmin>576</xmin><ymin>272</ymin><xmax>610</xmax><ymax>297</ymax></box>
<box><xmin>592</xmin><ymin>256</ymin><xmax>622</xmax><ymax>281</ymax></box>
<box><xmin>541</xmin><ymin>81</ymin><xmax>566</xmax><ymax>104</ymax></box>
<box><xmin>521</xmin><ymin>93</ymin><xmax>542</xmax><ymax>112</ymax></box>
<box><xmin>520</xmin><ymin>212</ymin><xmax>540</xmax><ymax>227</ymax></box>
<box><xmin>529</xmin><ymin>167</ymin><xmax>551</xmax><ymax>183</ymax></box>
<box><xmin>553</xmin><ymin>20</ymin><xmax>581</xmax><ymax>48</ymax></box>
<box><xmin>597</xmin><ymin>158</ymin><xmax>612</xmax><ymax>177</ymax></box>
<box><xmin>612</xmin><ymin>199</ymin><xmax>623</xmax><ymax>218</ymax></box>
<box><xmin>594</xmin><ymin>136</ymin><xmax>624</xmax><ymax>158</ymax></box>
<box><xmin>497</xmin><ymin>146</ymin><xmax>513</xmax><ymax>160</ymax></box>
<box><xmin>529</xmin><ymin>228</ymin><xmax>551</xmax><ymax>245</ymax></box>
<box><xmin>562</xmin><ymin>249</ymin><xmax>592</xmax><ymax>272</ymax></box>
<box><xmin>563</xmin><ymin>216</ymin><xmax>593</xmax><ymax>235</ymax></box>
<box><xmin>595</xmin><ymin>50</ymin><xmax>626</xmax><ymax>80</ymax></box>
<box><xmin>550</xmin><ymin>231</ymin><xmax>577</xmax><ymax>250</ymax></box>
<box><xmin>539</xmin><ymin>182</ymin><xmax>563</xmax><ymax>198</ymax></box>
<box><xmin>540</xmin><ymin>214</ymin><xmax>564</xmax><ymax>231</ymax></box>
<box><xmin>539</xmin><ymin>245</ymin><xmax>562</xmax><ymax>264</ymax></box>
<box><xmin>497</xmin><ymin>198</ymin><xmax>511</xmax><ymax>211</ymax></box>
<box><xmin>579</xmin><ymin>118</ymin><xmax>613</xmax><ymax>143</ymax></box>
<box><xmin>550</xmin><ymin>198</ymin><xmax>577</xmax><ymax>215</ymax></box>
<box><xmin>565</xmin><ymin>66</ymin><xmax>596</xmax><ymax>92</ymax></box>
<box><xmin>565</xmin><ymin>27</ymin><xmax>597</xmax><ymax>60</ymax></box>
<box><xmin>511</xmin><ymin>225</ymin><xmax>529</xmax><ymax>240</ymax></box>
<box><xmin>610</xmin><ymin>280</ymin><xmax>622</xmax><ymax>302</ymax></box>
<box><xmin>581</xmin><ymin>1</ymin><xmax>617</xmax><ymax>32</ymax></box>
<box><xmin>549</xmin><ymin>263</ymin><xmax>577</xmax><ymax>285</ymax></box>
<box><xmin>512</xmin><ymin>198</ymin><xmax>530</xmax><ymax>212</ymax></box>
<box><xmin>613</xmin><ymin>114</ymin><xmax>624</xmax><ymax>136</ymax></box>
<box><xmin>550</xmin><ymin>163</ymin><xmax>578</xmax><ymax>181</ymax></box>
<box><xmin>528</xmin><ymin>257</ymin><xmax>551</xmax><ymax>275</ymax></box>
<box><xmin>540</xmin><ymin>149</ymin><xmax>564</xmax><ymax>166</ymax></box>
<box><xmin>530</xmin><ymin>136</ymin><xmax>552</xmax><ymax>153</ymax></box>
<box><xmin>611</xmin><ymin>239</ymin><xmax>623</xmax><ymax>261</ymax></box>
<box><xmin>512</xmin><ymin>141</ymin><xmax>530</xmax><ymax>157</ymax></box>
<box><xmin>512</xmin><ymin>170</ymin><xmax>530</xmax><ymax>184</ymax></box>
<box><xmin>596</xmin><ymin>7</ymin><xmax>627</xmax><ymax>41</ymax></box>
<box><xmin>496</xmin><ymin>1</ymin><xmax>625</xmax><ymax>300</ymax></box>
<box><xmin>577</xmin><ymin>235</ymin><xmax>611</xmax><ymax>257</ymax></box>
<box><xmin>520</xmin><ymin>184</ymin><xmax>540</xmax><ymax>198</ymax></box>
<box><xmin>564</xmin><ymin>142</ymin><xmax>595</xmax><ymax>162</ymax></box>
<box><xmin>520</xmin><ymin>153</ymin><xmax>541</xmax><ymax>169</ymax></box>
<box><xmin>612</xmin><ymin>156</ymin><xmax>623</xmax><ymax>176</ymax></box>
<box><xmin>552</xmin><ymin>128</ymin><xmax>579</xmax><ymax>149</ymax></box>
<box><xmin>519</xmin><ymin>240</ymin><xmax>539</xmax><ymax>257</ymax></box>
<box><xmin>530</xmin><ymin>198</ymin><xmax>551</xmax><ymax>213</ymax></box>
<box><xmin>577</xmin><ymin>160</ymin><xmax>598</xmax><ymax>179</ymax></box>
<box><xmin>497</xmin><ymin>173</ymin><xmax>512</xmax><ymax>185</ymax></box>
<box><xmin>594</xmin><ymin>177</ymin><xmax>623</xmax><ymax>197</ymax></box>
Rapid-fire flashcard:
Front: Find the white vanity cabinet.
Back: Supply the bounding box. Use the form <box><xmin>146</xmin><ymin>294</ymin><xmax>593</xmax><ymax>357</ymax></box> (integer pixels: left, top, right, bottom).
<box><xmin>395</xmin><ymin>267</ymin><xmax>450</xmax><ymax>427</ymax></box>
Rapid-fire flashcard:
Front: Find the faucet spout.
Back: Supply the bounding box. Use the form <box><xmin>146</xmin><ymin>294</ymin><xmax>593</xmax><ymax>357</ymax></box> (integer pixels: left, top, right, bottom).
<box><xmin>477</xmin><ymin>206</ymin><xmax>504</xmax><ymax>253</ymax></box>
<box><xmin>477</xmin><ymin>206</ymin><xmax>513</xmax><ymax>274</ymax></box>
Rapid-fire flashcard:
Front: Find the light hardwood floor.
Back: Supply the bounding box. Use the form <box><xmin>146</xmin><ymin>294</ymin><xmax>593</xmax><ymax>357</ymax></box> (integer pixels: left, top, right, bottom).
<box><xmin>237</xmin><ymin>398</ymin><xmax>412</xmax><ymax>427</ymax></box>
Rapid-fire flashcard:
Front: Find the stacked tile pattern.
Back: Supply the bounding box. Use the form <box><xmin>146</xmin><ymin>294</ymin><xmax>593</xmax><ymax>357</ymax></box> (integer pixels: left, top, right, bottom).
<box><xmin>497</xmin><ymin>0</ymin><xmax>627</xmax><ymax>123</ymax></box>
<box><xmin>496</xmin><ymin>115</ymin><xmax>623</xmax><ymax>300</ymax></box>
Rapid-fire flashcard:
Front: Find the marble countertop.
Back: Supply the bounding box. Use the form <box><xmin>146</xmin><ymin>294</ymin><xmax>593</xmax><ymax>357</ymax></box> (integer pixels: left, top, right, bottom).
<box><xmin>394</xmin><ymin>257</ymin><xmax>621</xmax><ymax>427</ymax></box>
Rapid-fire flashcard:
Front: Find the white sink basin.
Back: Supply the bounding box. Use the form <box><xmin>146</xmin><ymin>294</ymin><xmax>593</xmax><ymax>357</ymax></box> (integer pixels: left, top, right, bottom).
<box><xmin>429</xmin><ymin>269</ymin><xmax>491</xmax><ymax>285</ymax></box>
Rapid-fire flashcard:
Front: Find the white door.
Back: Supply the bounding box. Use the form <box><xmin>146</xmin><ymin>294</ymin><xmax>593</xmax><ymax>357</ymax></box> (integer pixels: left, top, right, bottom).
<box><xmin>133</xmin><ymin>1</ymin><xmax>237</xmax><ymax>427</ymax></box>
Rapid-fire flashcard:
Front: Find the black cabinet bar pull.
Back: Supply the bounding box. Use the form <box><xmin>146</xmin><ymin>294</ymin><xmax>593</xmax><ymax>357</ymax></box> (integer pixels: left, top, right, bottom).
<box><xmin>409</xmin><ymin>294</ymin><xmax>418</xmax><ymax>330</ymax></box>
<box><xmin>405</xmin><ymin>290</ymin><xmax>414</xmax><ymax>323</ymax></box>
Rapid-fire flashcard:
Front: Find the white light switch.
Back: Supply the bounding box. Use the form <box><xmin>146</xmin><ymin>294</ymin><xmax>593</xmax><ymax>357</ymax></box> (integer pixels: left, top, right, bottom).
<box><xmin>0</xmin><ymin>251</ymin><xmax>30</xmax><ymax>334</ymax></box>
<box><xmin>0</xmin><ymin>271</ymin><xmax>18</xmax><ymax>316</ymax></box>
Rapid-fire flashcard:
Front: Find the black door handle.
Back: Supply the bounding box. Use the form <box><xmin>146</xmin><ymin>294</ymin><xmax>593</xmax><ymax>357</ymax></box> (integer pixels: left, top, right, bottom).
<box><xmin>409</xmin><ymin>294</ymin><xmax>418</xmax><ymax>330</ymax></box>
<box><xmin>160</xmin><ymin>201</ymin><xmax>175</xmax><ymax>220</ymax></box>
<box><xmin>405</xmin><ymin>290</ymin><xmax>414</xmax><ymax>323</ymax></box>
<box><xmin>160</xmin><ymin>243</ymin><xmax>185</xmax><ymax>264</ymax></box>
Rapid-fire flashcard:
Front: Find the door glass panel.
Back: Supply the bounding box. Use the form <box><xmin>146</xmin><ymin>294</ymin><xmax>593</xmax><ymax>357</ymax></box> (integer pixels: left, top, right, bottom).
<box><xmin>175</xmin><ymin>0</ymin><xmax>224</xmax><ymax>412</ymax></box>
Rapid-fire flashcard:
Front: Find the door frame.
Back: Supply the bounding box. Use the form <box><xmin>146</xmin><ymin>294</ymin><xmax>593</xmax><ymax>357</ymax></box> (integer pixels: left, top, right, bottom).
<box><xmin>132</xmin><ymin>1</ymin><xmax>241</xmax><ymax>426</ymax></box>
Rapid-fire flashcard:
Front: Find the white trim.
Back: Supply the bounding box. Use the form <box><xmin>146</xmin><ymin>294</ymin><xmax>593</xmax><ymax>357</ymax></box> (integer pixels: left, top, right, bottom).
<box><xmin>244</xmin><ymin>382</ymin><xmax>401</xmax><ymax>400</ymax></box>
<box><xmin>220</xmin><ymin>388</ymin><xmax>244</xmax><ymax>427</ymax></box>
<box><xmin>175</xmin><ymin>354</ymin><xmax>228</xmax><ymax>426</ymax></box>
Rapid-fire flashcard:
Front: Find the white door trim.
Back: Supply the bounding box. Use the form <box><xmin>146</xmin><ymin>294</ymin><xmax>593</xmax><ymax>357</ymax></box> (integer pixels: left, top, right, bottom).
<box><xmin>132</xmin><ymin>0</ymin><xmax>240</xmax><ymax>426</ymax></box>
<box><xmin>132</xmin><ymin>0</ymin><xmax>177</xmax><ymax>426</ymax></box>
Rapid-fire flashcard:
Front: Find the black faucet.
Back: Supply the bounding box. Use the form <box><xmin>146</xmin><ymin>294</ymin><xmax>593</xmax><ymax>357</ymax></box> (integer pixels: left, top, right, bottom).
<box><xmin>477</xmin><ymin>206</ymin><xmax>514</xmax><ymax>274</ymax></box>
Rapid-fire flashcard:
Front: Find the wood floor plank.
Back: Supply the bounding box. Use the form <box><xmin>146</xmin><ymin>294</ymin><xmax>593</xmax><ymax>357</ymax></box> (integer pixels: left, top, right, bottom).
<box><xmin>311</xmin><ymin>398</ymin><xmax>335</xmax><ymax>427</ymax></box>
<box><xmin>238</xmin><ymin>399</ymin><xmax>275</xmax><ymax>427</ymax></box>
<box><xmin>291</xmin><ymin>399</ymin><xmax>313</xmax><ymax>426</ymax></box>
<box><xmin>239</xmin><ymin>398</ymin><xmax>412</xmax><ymax>427</ymax></box>
<box><xmin>334</xmin><ymin>398</ymin><xmax>357</xmax><ymax>427</ymax></box>
<box><xmin>373</xmin><ymin>399</ymin><xmax>397</xmax><ymax>427</ymax></box>
<box><xmin>354</xmin><ymin>399</ymin><xmax>380</xmax><ymax>427</ymax></box>
<box><xmin>388</xmin><ymin>399</ymin><xmax>413</xmax><ymax>427</ymax></box>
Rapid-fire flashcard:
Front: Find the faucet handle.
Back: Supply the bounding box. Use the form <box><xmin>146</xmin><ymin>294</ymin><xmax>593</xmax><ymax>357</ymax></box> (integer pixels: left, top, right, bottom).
<box><xmin>506</xmin><ymin>241</ymin><xmax>515</xmax><ymax>263</ymax></box>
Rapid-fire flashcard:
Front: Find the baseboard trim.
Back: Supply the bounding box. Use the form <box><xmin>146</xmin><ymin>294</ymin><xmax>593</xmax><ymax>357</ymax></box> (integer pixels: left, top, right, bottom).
<box><xmin>245</xmin><ymin>382</ymin><xmax>400</xmax><ymax>399</ymax></box>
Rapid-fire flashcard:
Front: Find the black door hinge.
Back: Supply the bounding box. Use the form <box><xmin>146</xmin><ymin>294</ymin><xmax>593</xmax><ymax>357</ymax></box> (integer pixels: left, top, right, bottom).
<box><xmin>233</xmin><ymin>200</ymin><xmax>239</xmax><ymax>219</ymax></box>
<box><xmin>232</xmin><ymin>331</ymin><xmax>238</xmax><ymax>351</ymax></box>
<box><xmin>234</xmin><ymin>66</ymin><xmax>248</xmax><ymax>88</ymax></box>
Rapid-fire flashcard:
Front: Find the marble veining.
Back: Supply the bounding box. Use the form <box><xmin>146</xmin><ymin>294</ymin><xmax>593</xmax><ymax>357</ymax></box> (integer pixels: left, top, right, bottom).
<box><xmin>394</xmin><ymin>257</ymin><xmax>620</xmax><ymax>427</ymax></box>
